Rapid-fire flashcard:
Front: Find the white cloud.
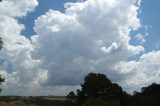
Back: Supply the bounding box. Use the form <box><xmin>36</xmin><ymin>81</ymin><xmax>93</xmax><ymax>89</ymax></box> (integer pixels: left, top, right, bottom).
<box><xmin>0</xmin><ymin>0</ymin><xmax>160</xmax><ymax>96</ymax></box>
<box><xmin>0</xmin><ymin>0</ymin><xmax>42</xmax><ymax>95</ymax></box>
<box><xmin>115</xmin><ymin>51</ymin><xmax>160</xmax><ymax>93</ymax></box>
<box><xmin>0</xmin><ymin>0</ymin><xmax>38</xmax><ymax>17</ymax></box>
<box><xmin>101</xmin><ymin>42</ymin><xmax>119</xmax><ymax>54</ymax></box>
<box><xmin>32</xmin><ymin>0</ymin><xmax>143</xmax><ymax>88</ymax></box>
<box><xmin>135</xmin><ymin>33</ymin><xmax>146</xmax><ymax>44</ymax></box>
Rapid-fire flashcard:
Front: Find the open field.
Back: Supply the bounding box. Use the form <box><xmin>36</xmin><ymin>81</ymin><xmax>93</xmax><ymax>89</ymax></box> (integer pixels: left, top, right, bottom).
<box><xmin>0</xmin><ymin>96</ymin><xmax>68</xmax><ymax>106</ymax></box>
<box><xmin>44</xmin><ymin>97</ymin><xmax>66</xmax><ymax>101</ymax></box>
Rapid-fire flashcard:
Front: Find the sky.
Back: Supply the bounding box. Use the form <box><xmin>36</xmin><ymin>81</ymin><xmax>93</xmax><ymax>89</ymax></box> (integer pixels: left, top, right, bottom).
<box><xmin>0</xmin><ymin>0</ymin><xmax>160</xmax><ymax>96</ymax></box>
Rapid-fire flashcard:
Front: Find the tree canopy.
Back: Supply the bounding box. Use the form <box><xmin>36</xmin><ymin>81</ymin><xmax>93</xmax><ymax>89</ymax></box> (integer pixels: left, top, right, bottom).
<box><xmin>0</xmin><ymin>37</ymin><xmax>3</xmax><ymax>50</ymax></box>
<box><xmin>66</xmin><ymin>73</ymin><xmax>160</xmax><ymax>106</ymax></box>
<box><xmin>66</xmin><ymin>73</ymin><xmax>128</xmax><ymax>106</ymax></box>
<box><xmin>81</xmin><ymin>73</ymin><xmax>125</xmax><ymax>100</ymax></box>
<box><xmin>0</xmin><ymin>75</ymin><xmax>4</xmax><ymax>93</ymax></box>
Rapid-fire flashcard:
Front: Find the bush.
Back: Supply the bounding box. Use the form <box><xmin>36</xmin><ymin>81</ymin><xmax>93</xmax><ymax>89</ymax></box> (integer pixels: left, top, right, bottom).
<box><xmin>82</xmin><ymin>98</ymin><xmax>121</xmax><ymax>106</ymax></box>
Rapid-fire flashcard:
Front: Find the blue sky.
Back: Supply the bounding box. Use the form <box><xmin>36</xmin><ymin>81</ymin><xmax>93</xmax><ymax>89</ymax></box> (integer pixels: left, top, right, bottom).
<box><xmin>138</xmin><ymin>0</ymin><xmax>160</xmax><ymax>52</ymax></box>
<box><xmin>20</xmin><ymin>0</ymin><xmax>78</xmax><ymax>36</ymax></box>
<box><xmin>1</xmin><ymin>0</ymin><xmax>160</xmax><ymax>96</ymax></box>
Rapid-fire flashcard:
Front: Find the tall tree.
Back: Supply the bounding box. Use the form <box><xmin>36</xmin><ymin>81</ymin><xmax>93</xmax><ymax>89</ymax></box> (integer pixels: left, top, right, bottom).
<box><xmin>66</xmin><ymin>73</ymin><xmax>128</xmax><ymax>106</ymax></box>
<box><xmin>81</xmin><ymin>73</ymin><xmax>124</xmax><ymax>101</ymax></box>
<box><xmin>0</xmin><ymin>75</ymin><xmax>4</xmax><ymax>93</ymax></box>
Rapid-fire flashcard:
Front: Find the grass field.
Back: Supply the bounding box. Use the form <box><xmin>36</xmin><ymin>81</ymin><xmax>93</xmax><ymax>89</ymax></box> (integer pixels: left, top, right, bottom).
<box><xmin>0</xmin><ymin>96</ymin><xmax>67</xmax><ymax>106</ymax></box>
<box><xmin>44</xmin><ymin>97</ymin><xmax>66</xmax><ymax>101</ymax></box>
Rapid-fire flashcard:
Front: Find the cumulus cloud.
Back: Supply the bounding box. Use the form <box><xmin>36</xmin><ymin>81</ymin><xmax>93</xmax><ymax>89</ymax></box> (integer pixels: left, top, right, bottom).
<box><xmin>101</xmin><ymin>42</ymin><xmax>119</xmax><ymax>54</ymax></box>
<box><xmin>32</xmin><ymin>0</ymin><xmax>143</xmax><ymax>87</ymax></box>
<box><xmin>115</xmin><ymin>51</ymin><xmax>160</xmax><ymax>93</ymax></box>
<box><xmin>0</xmin><ymin>0</ymin><xmax>41</xmax><ymax>95</ymax></box>
<box><xmin>0</xmin><ymin>0</ymin><xmax>160</xmax><ymax>96</ymax></box>
<box><xmin>0</xmin><ymin>0</ymin><xmax>38</xmax><ymax>17</ymax></box>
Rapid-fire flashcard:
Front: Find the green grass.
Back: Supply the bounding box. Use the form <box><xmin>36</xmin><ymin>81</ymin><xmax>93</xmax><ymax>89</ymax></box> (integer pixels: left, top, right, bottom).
<box><xmin>44</xmin><ymin>97</ymin><xmax>66</xmax><ymax>101</ymax></box>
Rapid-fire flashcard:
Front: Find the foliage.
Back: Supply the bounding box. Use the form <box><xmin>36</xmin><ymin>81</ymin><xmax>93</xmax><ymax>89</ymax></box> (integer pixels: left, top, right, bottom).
<box><xmin>131</xmin><ymin>83</ymin><xmax>160</xmax><ymax>106</ymax></box>
<box><xmin>66</xmin><ymin>73</ymin><xmax>128</xmax><ymax>106</ymax></box>
<box><xmin>0</xmin><ymin>37</ymin><xmax>4</xmax><ymax>93</ymax></box>
<box><xmin>66</xmin><ymin>91</ymin><xmax>76</xmax><ymax>101</ymax></box>
<box><xmin>0</xmin><ymin>75</ymin><xmax>5</xmax><ymax>93</ymax></box>
<box><xmin>82</xmin><ymin>98</ymin><xmax>121</xmax><ymax>106</ymax></box>
<box><xmin>66</xmin><ymin>73</ymin><xmax>160</xmax><ymax>106</ymax></box>
<box><xmin>0</xmin><ymin>37</ymin><xmax>3</xmax><ymax>50</ymax></box>
<box><xmin>79</xmin><ymin>73</ymin><xmax>126</xmax><ymax>104</ymax></box>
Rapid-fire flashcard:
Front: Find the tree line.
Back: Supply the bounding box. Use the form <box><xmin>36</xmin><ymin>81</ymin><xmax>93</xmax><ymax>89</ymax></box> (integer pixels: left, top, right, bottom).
<box><xmin>66</xmin><ymin>73</ymin><xmax>160</xmax><ymax>106</ymax></box>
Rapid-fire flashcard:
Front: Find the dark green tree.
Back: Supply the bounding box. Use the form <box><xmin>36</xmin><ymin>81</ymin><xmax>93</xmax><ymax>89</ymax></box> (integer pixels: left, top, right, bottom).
<box><xmin>0</xmin><ymin>75</ymin><xmax>4</xmax><ymax>93</ymax></box>
<box><xmin>141</xmin><ymin>83</ymin><xmax>160</xmax><ymax>95</ymax></box>
<box><xmin>66</xmin><ymin>73</ymin><xmax>160</xmax><ymax>106</ymax></box>
<box><xmin>66</xmin><ymin>91</ymin><xmax>76</xmax><ymax>102</ymax></box>
<box><xmin>132</xmin><ymin>83</ymin><xmax>160</xmax><ymax>106</ymax></box>
<box><xmin>65</xmin><ymin>91</ymin><xmax>77</xmax><ymax>106</ymax></box>
<box><xmin>81</xmin><ymin>73</ymin><xmax>111</xmax><ymax>99</ymax></box>
<box><xmin>0</xmin><ymin>37</ymin><xmax>3</xmax><ymax>50</ymax></box>
<box><xmin>82</xmin><ymin>98</ymin><xmax>121</xmax><ymax>106</ymax></box>
<box><xmin>81</xmin><ymin>73</ymin><xmax>125</xmax><ymax>101</ymax></box>
<box><xmin>0</xmin><ymin>37</ymin><xmax>4</xmax><ymax>93</ymax></box>
<box><xmin>67</xmin><ymin>73</ymin><xmax>128</xmax><ymax>106</ymax></box>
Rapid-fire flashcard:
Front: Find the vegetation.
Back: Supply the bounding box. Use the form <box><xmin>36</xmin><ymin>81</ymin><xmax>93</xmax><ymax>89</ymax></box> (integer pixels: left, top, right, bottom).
<box><xmin>0</xmin><ymin>37</ymin><xmax>3</xmax><ymax>50</ymax></box>
<box><xmin>0</xmin><ymin>37</ymin><xmax>4</xmax><ymax>93</ymax></box>
<box><xmin>66</xmin><ymin>73</ymin><xmax>160</xmax><ymax>106</ymax></box>
<box><xmin>0</xmin><ymin>75</ymin><xmax>4</xmax><ymax>93</ymax></box>
<box><xmin>0</xmin><ymin>73</ymin><xmax>160</xmax><ymax>106</ymax></box>
<box><xmin>82</xmin><ymin>98</ymin><xmax>121</xmax><ymax>106</ymax></box>
<box><xmin>0</xmin><ymin>96</ymin><xmax>66</xmax><ymax>106</ymax></box>
<box><xmin>44</xmin><ymin>97</ymin><xmax>66</xmax><ymax>101</ymax></box>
